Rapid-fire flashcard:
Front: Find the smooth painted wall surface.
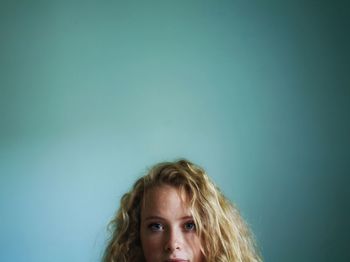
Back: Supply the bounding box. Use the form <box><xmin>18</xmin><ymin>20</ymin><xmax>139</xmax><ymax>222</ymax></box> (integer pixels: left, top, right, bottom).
<box><xmin>1</xmin><ymin>1</ymin><xmax>349</xmax><ymax>261</ymax></box>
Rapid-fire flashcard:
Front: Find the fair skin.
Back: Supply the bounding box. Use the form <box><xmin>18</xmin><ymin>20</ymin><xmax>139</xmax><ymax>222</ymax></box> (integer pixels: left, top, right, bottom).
<box><xmin>140</xmin><ymin>185</ymin><xmax>204</xmax><ymax>262</ymax></box>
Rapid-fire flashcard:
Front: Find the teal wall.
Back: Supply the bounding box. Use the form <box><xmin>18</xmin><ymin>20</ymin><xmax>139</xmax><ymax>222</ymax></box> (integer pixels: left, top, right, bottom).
<box><xmin>1</xmin><ymin>1</ymin><xmax>348</xmax><ymax>261</ymax></box>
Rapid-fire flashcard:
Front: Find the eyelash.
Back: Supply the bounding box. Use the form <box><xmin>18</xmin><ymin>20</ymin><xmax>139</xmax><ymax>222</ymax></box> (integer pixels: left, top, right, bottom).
<box><xmin>148</xmin><ymin>223</ymin><xmax>164</xmax><ymax>232</ymax></box>
<box><xmin>147</xmin><ymin>221</ymin><xmax>196</xmax><ymax>232</ymax></box>
<box><xmin>184</xmin><ymin>221</ymin><xmax>196</xmax><ymax>231</ymax></box>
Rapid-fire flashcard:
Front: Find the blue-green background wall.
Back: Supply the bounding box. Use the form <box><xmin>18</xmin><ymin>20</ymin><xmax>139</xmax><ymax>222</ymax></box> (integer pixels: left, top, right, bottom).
<box><xmin>1</xmin><ymin>1</ymin><xmax>349</xmax><ymax>261</ymax></box>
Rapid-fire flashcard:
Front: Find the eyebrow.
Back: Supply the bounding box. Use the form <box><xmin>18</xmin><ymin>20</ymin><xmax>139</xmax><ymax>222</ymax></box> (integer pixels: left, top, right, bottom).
<box><xmin>143</xmin><ymin>215</ymin><xmax>193</xmax><ymax>221</ymax></box>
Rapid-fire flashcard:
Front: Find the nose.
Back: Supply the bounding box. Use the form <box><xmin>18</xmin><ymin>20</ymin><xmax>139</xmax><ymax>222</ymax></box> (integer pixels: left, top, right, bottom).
<box><xmin>164</xmin><ymin>228</ymin><xmax>182</xmax><ymax>252</ymax></box>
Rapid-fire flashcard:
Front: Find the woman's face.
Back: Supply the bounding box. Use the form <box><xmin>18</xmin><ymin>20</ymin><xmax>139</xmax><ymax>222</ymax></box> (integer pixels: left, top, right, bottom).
<box><xmin>140</xmin><ymin>185</ymin><xmax>204</xmax><ymax>262</ymax></box>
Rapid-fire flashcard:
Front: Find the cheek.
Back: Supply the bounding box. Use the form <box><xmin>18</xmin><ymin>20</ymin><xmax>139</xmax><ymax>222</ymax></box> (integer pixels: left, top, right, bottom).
<box><xmin>141</xmin><ymin>232</ymin><xmax>164</xmax><ymax>260</ymax></box>
<box><xmin>183</xmin><ymin>234</ymin><xmax>204</xmax><ymax>260</ymax></box>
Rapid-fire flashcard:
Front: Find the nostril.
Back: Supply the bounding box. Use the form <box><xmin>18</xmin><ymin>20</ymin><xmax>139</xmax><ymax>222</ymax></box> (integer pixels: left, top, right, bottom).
<box><xmin>164</xmin><ymin>239</ymin><xmax>181</xmax><ymax>252</ymax></box>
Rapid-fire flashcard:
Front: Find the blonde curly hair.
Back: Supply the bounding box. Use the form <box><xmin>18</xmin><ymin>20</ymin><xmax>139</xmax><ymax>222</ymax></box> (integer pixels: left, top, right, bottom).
<box><xmin>103</xmin><ymin>159</ymin><xmax>262</xmax><ymax>262</ymax></box>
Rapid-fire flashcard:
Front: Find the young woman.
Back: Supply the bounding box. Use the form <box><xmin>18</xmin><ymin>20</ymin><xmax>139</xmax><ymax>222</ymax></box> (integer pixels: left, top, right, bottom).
<box><xmin>103</xmin><ymin>159</ymin><xmax>262</xmax><ymax>262</ymax></box>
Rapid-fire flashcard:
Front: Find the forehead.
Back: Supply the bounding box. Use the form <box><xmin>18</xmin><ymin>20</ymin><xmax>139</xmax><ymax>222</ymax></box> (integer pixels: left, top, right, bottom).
<box><xmin>141</xmin><ymin>185</ymin><xmax>191</xmax><ymax>218</ymax></box>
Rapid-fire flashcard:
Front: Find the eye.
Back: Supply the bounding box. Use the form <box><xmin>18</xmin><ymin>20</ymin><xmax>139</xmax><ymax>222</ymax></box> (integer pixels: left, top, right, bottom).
<box><xmin>184</xmin><ymin>221</ymin><xmax>196</xmax><ymax>231</ymax></box>
<box><xmin>148</xmin><ymin>223</ymin><xmax>164</xmax><ymax>232</ymax></box>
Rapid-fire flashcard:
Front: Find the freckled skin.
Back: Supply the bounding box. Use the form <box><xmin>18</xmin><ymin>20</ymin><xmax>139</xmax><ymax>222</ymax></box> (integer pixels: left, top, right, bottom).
<box><xmin>140</xmin><ymin>185</ymin><xmax>204</xmax><ymax>262</ymax></box>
